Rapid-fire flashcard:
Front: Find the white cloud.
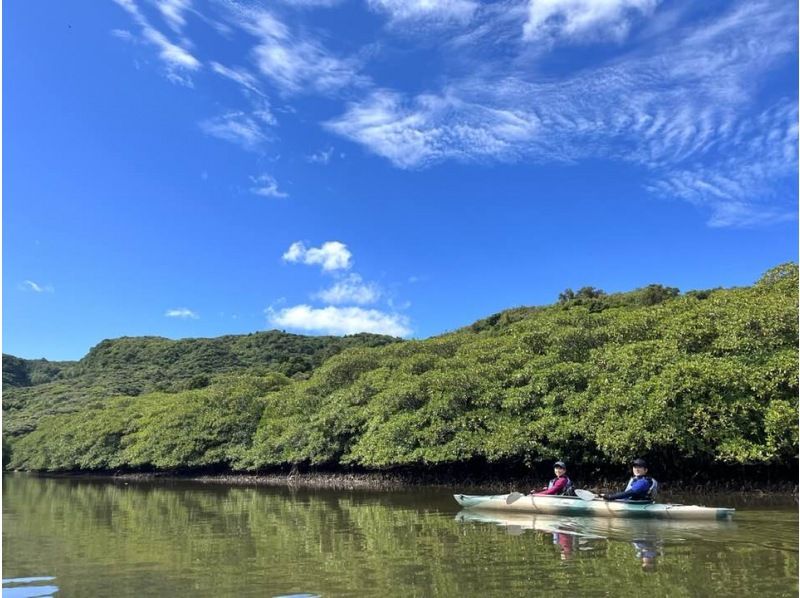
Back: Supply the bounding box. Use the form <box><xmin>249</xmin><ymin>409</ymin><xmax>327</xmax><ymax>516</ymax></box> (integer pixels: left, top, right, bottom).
<box><xmin>200</xmin><ymin>111</ymin><xmax>272</xmax><ymax>149</ymax></box>
<box><xmin>644</xmin><ymin>103</ymin><xmax>798</xmax><ymax>226</ymax></box>
<box><xmin>155</xmin><ymin>0</ymin><xmax>192</xmax><ymax>32</ymax></box>
<box><xmin>280</xmin><ymin>0</ymin><xmax>345</xmax><ymax>6</ymax></box>
<box><xmin>523</xmin><ymin>0</ymin><xmax>659</xmax><ymax>43</ymax></box>
<box><xmin>210</xmin><ymin>62</ymin><xmax>266</xmax><ymax>97</ymax></box>
<box><xmin>282</xmin><ymin>241</ymin><xmax>353</xmax><ymax>271</ymax></box>
<box><xmin>230</xmin><ymin>7</ymin><xmax>368</xmax><ymax>95</ymax></box>
<box><xmin>111</xmin><ymin>29</ymin><xmax>135</xmax><ymax>41</ymax></box>
<box><xmin>20</xmin><ymin>280</ymin><xmax>54</xmax><ymax>293</ymax></box>
<box><xmin>306</xmin><ymin>146</ymin><xmax>335</xmax><ymax>164</ymax></box>
<box><xmin>268</xmin><ymin>304</ymin><xmax>411</xmax><ymax>336</ymax></box>
<box><xmin>328</xmin><ymin>1</ymin><xmax>797</xmax><ymax>226</ymax></box>
<box><xmin>113</xmin><ymin>0</ymin><xmax>200</xmax><ymax>74</ymax></box>
<box><xmin>251</xmin><ymin>174</ymin><xmax>289</xmax><ymax>198</ymax></box>
<box><xmin>315</xmin><ymin>274</ymin><xmax>381</xmax><ymax>304</ymax></box>
<box><xmin>327</xmin><ymin>88</ymin><xmax>540</xmax><ymax>168</ymax></box>
<box><xmin>165</xmin><ymin>307</ymin><xmax>199</xmax><ymax>319</ymax></box>
<box><xmin>369</xmin><ymin>0</ymin><xmax>478</xmax><ymax>26</ymax></box>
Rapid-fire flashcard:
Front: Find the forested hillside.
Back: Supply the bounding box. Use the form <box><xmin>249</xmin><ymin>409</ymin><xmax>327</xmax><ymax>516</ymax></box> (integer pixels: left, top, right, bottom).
<box><xmin>2</xmin><ymin>331</ymin><xmax>399</xmax><ymax>437</ymax></box>
<box><xmin>6</xmin><ymin>264</ymin><xmax>797</xmax><ymax>475</ymax></box>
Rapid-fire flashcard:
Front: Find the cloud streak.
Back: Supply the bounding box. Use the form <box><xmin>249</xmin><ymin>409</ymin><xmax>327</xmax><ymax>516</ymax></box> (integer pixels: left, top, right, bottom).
<box><xmin>155</xmin><ymin>0</ymin><xmax>192</xmax><ymax>33</ymax></box>
<box><xmin>20</xmin><ymin>280</ymin><xmax>54</xmax><ymax>293</ymax></box>
<box><xmin>199</xmin><ymin>111</ymin><xmax>273</xmax><ymax>149</ymax></box>
<box><xmin>523</xmin><ymin>0</ymin><xmax>659</xmax><ymax>43</ymax></box>
<box><xmin>369</xmin><ymin>0</ymin><xmax>479</xmax><ymax>27</ymax></box>
<box><xmin>112</xmin><ymin>0</ymin><xmax>200</xmax><ymax>83</ymax></box>
<box><xmin>230</xmin><ymin>7</ymin><xmax>368</xmax><ymax>95</ymax></box>
<box><xmin>165</xmin><ymin>308</ymin><xmax>199</xmax><ymax>319</ymax></box>
<box><xmin>328</xmin><ymin>0</ymin><xmax>797</xmax><ymax>225</ymax></box>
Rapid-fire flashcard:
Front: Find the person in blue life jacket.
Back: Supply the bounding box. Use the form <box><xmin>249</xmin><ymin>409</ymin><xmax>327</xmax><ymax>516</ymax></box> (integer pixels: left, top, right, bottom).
<box><xmin>601</xmin><ymin>458</ymin><xmax>658</xmax><ymax>501</ymax></box>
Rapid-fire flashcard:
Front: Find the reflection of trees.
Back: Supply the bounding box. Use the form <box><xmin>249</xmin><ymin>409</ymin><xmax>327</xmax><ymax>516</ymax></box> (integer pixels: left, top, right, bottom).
<box><xmin>3</xmin><ymin>476</ymin><xmax>798</xmax><ymax>597</ymax></box>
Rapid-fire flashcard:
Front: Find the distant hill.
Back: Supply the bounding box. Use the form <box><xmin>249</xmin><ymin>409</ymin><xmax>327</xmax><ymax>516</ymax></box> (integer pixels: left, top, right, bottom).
<box><xmin>2</xmin><ymin>354</ymin><xmax>76</xmax><ymax>388</ymax></box>
<box><xmin>2</xmin><ymin>330</ymin><xmax>400</xmax><ymax>437</ymax></box>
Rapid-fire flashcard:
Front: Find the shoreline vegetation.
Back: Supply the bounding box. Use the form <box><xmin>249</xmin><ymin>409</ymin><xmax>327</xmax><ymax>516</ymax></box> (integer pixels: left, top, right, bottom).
<box><xmin>3</xmin><ymin>263</ymin><xmax>798</xmax><ymax>483</ymax></box>
<box><xmin>8</xmin><ymin>470</ymin><xmax>798</xmax><ymax>497</ymax></box>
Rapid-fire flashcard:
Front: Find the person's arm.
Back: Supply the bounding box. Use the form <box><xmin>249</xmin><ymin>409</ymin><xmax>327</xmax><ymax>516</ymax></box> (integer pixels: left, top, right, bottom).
<box><xmin>535</xmin><ymin>477</ymin><xmax>568</xmax><ymax>496</ymax></box>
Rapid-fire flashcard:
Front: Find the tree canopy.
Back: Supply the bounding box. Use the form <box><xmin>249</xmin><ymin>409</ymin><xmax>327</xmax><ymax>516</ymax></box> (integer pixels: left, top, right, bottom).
<box><xmin>6</xmin><ymin>264</ymin><xmax>798</xmax><ymax>475</ymax></box>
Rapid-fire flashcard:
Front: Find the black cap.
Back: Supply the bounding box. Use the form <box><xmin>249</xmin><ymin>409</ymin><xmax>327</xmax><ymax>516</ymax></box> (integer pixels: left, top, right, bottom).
<box><xmin>632</xmin><ymin>458</ymin><xmax>648</xmax><ymax>467</ymax></box>
<box><xmin>554</xmin><ymin>460</ymin><xmax>567</xmax><ymax>468</ymax></box>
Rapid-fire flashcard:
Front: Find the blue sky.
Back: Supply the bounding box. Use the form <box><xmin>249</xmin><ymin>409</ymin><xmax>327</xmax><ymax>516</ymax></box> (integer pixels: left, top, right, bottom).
<box><xmin>4</xmin><ymin>0</ymin><xmax>797</xmax><ymax>360</ymax></box>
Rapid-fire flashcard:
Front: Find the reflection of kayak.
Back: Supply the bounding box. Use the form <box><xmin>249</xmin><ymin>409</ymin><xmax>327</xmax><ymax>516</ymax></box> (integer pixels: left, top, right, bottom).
<box><xmin>456</xmin><ymin>509</ymin><xmax>606</xmax><ymax>539</ymax></box>
<box><xmin>455</xmin><ymin>509</ymin><xmax>735</xmax><ymax>540</ymax></box>
<box><xmin>453</xmin><ymin>494</ymin><xmax>735</xmax><ymax>521</ymax></box>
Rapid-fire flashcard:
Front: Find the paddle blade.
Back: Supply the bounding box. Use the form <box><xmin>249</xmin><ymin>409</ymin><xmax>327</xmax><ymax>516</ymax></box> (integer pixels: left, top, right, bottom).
<box><xmin>506</xmin><ymin>492</ymin><xmax>526</xmax><ymax>505</ymax></box>
<box><xmin>574</xmin><ymin>489</ymin><xmax>597</xmax><ymax>501</ymax></box>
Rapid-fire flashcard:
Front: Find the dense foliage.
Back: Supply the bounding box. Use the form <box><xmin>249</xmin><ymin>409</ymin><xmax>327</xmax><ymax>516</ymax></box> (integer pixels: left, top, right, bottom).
<box><xmin>2</xmin><ymin>355</ymin><xmax>74</xmax><ymax>388</ymax></box>
<box><xmin>6</xmin><ymin>264</ymin><xmax>798</xmax><ymax>473</ymax></box>
<box><xmin>2</xmin><ymin>331</ymin><xmax>399</xmax><ymax>437</ymax></box>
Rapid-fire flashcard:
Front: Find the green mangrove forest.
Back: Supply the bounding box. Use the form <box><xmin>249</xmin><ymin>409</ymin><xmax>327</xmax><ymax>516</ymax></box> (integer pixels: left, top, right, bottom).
<box><xmin>3</xmin><ymin>263</ymin><xmax>797</xmax><ymax>478</ymax></box>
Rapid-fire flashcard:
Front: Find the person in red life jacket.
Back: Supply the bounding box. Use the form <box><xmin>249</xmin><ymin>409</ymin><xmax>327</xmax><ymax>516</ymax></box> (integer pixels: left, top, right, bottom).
<box><xmin>601</xmin><ymin>458</ymin><xmax>658</xmax><ymax>501</ymax></box>
<box><xmin>530</xmin><ymin>461</ymin><xmax>575</xmax><ymax>496</ymax></box>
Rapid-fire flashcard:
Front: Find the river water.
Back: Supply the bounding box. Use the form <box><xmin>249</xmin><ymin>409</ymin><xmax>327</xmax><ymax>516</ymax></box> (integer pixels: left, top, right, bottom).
<box><xmin>3</xmin><ymin>474</ymin><xmax>797</xmax><ymax>597</ymax></box>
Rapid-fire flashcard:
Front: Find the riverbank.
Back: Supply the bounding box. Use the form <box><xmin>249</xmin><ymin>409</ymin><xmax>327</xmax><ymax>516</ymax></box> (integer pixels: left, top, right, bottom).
<box><xmin>14</xmin><ymin>469</ymin><xmax>798</xmax><ymax>497</ymax></box>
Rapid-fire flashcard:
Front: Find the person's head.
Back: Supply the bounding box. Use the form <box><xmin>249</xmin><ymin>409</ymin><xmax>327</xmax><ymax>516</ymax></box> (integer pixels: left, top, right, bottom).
<box><xmin>554</xmin><ymin>460</ymin><xmax>567</xmax><ymax>475</ymax></box>
<box><xmin>632</xmin><ymin>458</ymin><xmax>648</xmax><ymax>475</ymax></box>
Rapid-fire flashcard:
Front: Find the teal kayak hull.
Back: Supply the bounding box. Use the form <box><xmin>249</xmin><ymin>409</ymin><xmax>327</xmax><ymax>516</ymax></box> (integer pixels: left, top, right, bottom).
<box><xmin>454</xmin><ymin>494</ymin><xmax>735</xmax><ymax>521</ymax></box>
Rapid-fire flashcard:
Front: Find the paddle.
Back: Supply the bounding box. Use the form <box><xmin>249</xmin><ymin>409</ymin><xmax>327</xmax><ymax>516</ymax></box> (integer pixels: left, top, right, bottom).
<box><xmin>574</xmin><ymin>489</ymin><xmax>599</xmax><ymax>501</ymax></box>
<box><xmin>506</xmin><ymin>492</ymin><xmax>527</xmax><ymax>505</ymax></box>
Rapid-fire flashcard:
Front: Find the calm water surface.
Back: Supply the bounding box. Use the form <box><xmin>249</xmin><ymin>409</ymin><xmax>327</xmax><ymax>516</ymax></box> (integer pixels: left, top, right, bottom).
<box><xmin>3</xmin><ymin>474</ymin><xmax>797</xmax><ymax>597</ymax></box>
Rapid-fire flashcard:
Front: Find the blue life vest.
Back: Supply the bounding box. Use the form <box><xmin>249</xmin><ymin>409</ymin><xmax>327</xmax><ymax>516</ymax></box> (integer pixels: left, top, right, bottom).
<box><xmin>624</xmin><ymin>475</ymin><xmax>657</xmax><ymax>499</ymax></box>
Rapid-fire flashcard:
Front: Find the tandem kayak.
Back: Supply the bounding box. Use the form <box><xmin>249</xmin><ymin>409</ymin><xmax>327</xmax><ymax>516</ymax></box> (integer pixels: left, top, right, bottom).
<box><xmin>453</xmin><ymin>493</ymin><xmax>735</xmax><ymax>521</ymax></box>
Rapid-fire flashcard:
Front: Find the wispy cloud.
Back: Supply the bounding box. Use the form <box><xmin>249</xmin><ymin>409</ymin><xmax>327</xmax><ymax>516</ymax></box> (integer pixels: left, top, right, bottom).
<box><xmin>645</xmin><ymin>101</ymin><xmax>798</xmax><ymax>226</ymax></box>
<box><xmin>523</xmin><ymin>0</ymin><xmax>659</xmax><ymax>43</ymax></box>
<box><xmin>228</xmin><ymin>7</ymin><xmax>368</xmax><ymax>95</ymax></box>
<box><xmin>369</xmin><ymin>0</ymin><xmax>478</xmax><ymax>27</ymax></box>
<box><xmin>268</xmin><ymin>304</ymin><xmax>411</xmax><ymax>336</ymax></box>
<box><xmin>314</xmin><ymin>273</ymin><xmax>381</xmax><ymax>304</ymax></box>
<box><xmin>328</xmin><ymin>0</ymin><xmax>797</xmax><ymax>226</ymax></box>
<box><xmin>165</xmin><ymin>307</ymin><xmax>199</xmax><ymax>319</ymax></box>
<box><xmin>250</xmin><ymin>174</ymin><xmax>289</xmax><ymax>198</ymax></box>
<box><xmin>306</xmin><ymin>146</ymin><xmax>335</xmax><ymax>164</ymax></box>
<box><xmin>111</xmin><ymin>28</ymin><xmax>135</xmax><ymax>41</ymax></box>
<box><xmin>210</xmin><ymin>61</ymin><xmax>266</xmax><ymax>96</ymax></box>
<box><xmin>199</xmin><ymin>111</ymin><xmax>273</xmax><ymax>149</ymax></box>
<box><xmin>283</xmin><ymin>241</ymin><xmax>353</xmax><ymax>271</ymax></box>
<box><xmin>20</xmin><ymin>280</ymin><xmax>54</xmax><ymax>293</ymax></box>
<box><xmin>155</xmin><ymin>0</ymin><xmax>192</xmax><ymax>33</ymax></box>
<box><xmin>280</xmin><ymin>0</ymin><xmax>345</xmax><ymax>7</ymax></box>
<box><xmin>112</xmin><ymin>0</ymin><xmax>200</xmax><ymax>83</ymax></box>
<box><xmin>327</xmin><ymin>89</ymin><xmax>538</xmax><ymax>168</ymax></box>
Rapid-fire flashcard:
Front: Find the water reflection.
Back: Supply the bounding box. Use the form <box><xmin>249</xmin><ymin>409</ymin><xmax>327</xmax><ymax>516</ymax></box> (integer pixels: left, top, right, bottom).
<box><xmin>3</xmin><ymin>475</ymin><xmax>797</xmax><ymax>597</ymax></box>
<box><xmin>455</xmin><ymin>508</ymin><xmax>738</xmax><ymax>571</ymax></box>
<box><xmin>632</xmin><ymin>538</ymin><xmax>661</xmax><ymax>572</ymax></box>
